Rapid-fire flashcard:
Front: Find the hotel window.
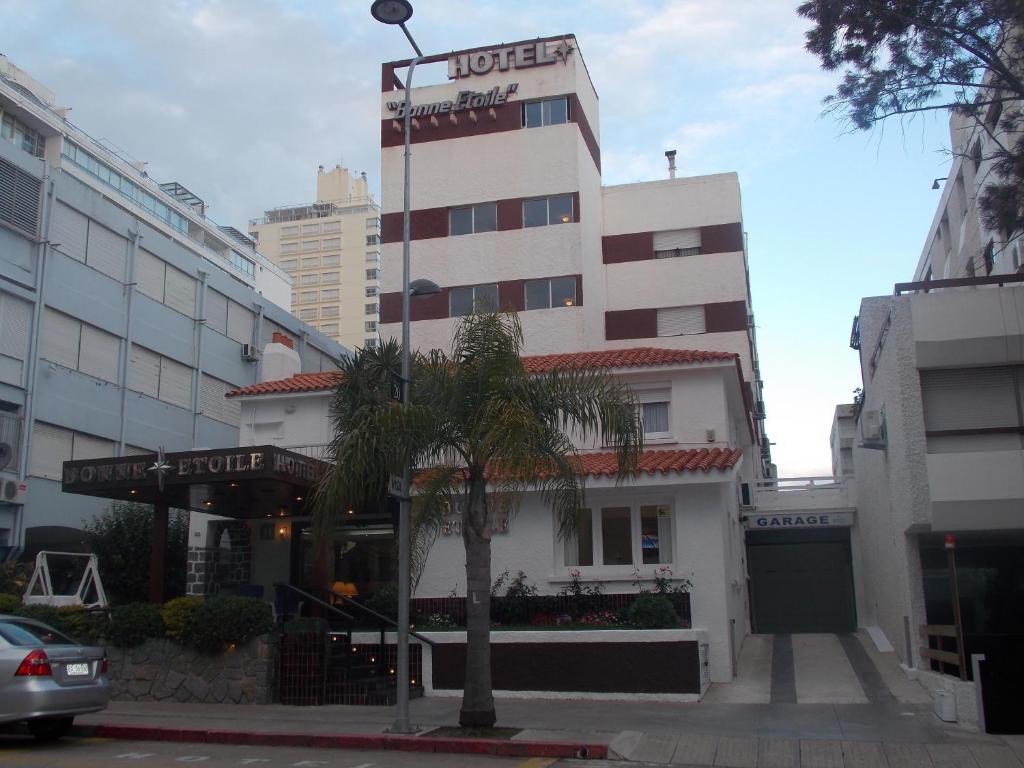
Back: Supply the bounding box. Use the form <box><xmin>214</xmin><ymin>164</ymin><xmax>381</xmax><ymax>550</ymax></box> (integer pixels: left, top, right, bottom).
<box><xmin>321</xmin><ymin>306</ymin><xmax>339</xmax><ymax>318</ymax></box>
<box><xmin>302</xmin><ymin>223</ymin><xmax>320</xmax><ymax>235</ymax></box>
<box><xmin>656</xmin><ymin>305</ymin><xmax>705</xmax><ymax>336</ymax></box>
<box><xmin>365</xmin><ymin>321</ymin><xmax>378</xmax><ymax>332</ymax></box>
<box><xmin>320</xmin><ymin>323</ymin><xmax>339</xmax><ymax>335</ymax></box>
<box><xmin>366</xmin><ymin>217</ymin><xmax>380</xmax><ymax>229</ymax></box>
<box><xmin>280</xmin><ymin>242</ymin><xmax>298</xmax><ymax>255</ymax></box>
<box><xmin>322</xmin><ymin>272</ymin><xmax>340</xmax><ymax>284</ymax></box>
<box><xmin>364</xmin><ymin>338</ymin><xmax>378</xmax><ymax>350</ymax></box>
<box><xmin>564</xmin><ymin>504</ymin><xmax>673</xmax><ymax>569</ymax></box>
<box><xmin>300</xmin><ymin>273</ymin><xmax>318</xmax><ymax>285</ymax></box>
<box><xmin>301</xmin><ymin>240</ymin><xmax>319</xmax><ymax>253</ymax></box>
<box><xmin>281</xmin><ymin>226</ymin><xmax>300</xmax><ymax>238</ymax></box>
<box><xmin>321</xmin><ymin>288</ymin><xmax>339</xmax><ymax>301</ymax></box>
<box><xmin>322</xmin><ymin>220</ymin><xmax>341</xmax><ymax>234</ymax></box>
<box><xmin>450</xmin><ymin>284</ymin><xmax>498</xmax><ymax>317</ymax></box>
<box><xmin>637</xmin><ymin>389</ymin><xmax>671</xmax><ymax>438</ymax></box>
<box><xmin>523</xmin><ymin>195</ymin><xmax>573</xmax><ymax>228</ymax></box>
<box><xmin>366</xmin><ymin>251</ymin><xmax>380</xmax><ymax>262</ymax></box>
<box><xmin>449</xmin><ymin>202</ymin><xmax>497</xmax><ymax>236</ymax></box>
<box><xmin>654</xmin><ymin>228</ymin><xmax>701</xmax><ymax>259</ymax></box>
<box><xmin>280</xmin><ymin>258</ymin><xmax>298</xmax><ymax>271</ymax></box>
<box><xmin>1</xmin><ymin>112</ymin><xmax>46</xmax><ymax>158</ymax></box>
<box><xmin>365</xmin><ymin>286</ymin><xmax>378</xmax><ymax>297</ymax></box>
<box><xmin>522</xmin><ymin>96</ymin><xmax>568</xmax><ymax>128</ymax></box>
<box><xmin>366</xmin><ymin>234</ymin><xmax>380</xmax><ymax>246</ymax></box>
<box><xmin>365</xmin><ymin>303</ymin><xmax>378</xmax><ymax>315</ymax></box>
<box><xmin>525</xmin><ymin>277</ymin><xmax>576</xmax><ymax>309</ymax></box>
<box><xmin>299</xmin><ymin>291</ymin><xmax>317</xmax><ymax>304</ymax></box>
<box><xmin>301</xmin><ymin>257</ymin><xmax>319</xmax><ymax>269</ymax></box>
<box><xmin>322</xmin><ymin>254</ymin><xmax>340</xmax><ymax>267</ymax></box>
<box><xmin>366</xmin><ymin>268</ymin><xmax>380</xmax><ymax>280</ymax></box>
<box><xmin>323</xmin><ymin>237</ymin><xmax>341</xmax><ymax>249</ymax></box>
<box><xmin>299</xmin><ymin>308</ymin><xmax>317</xmax><ymax>320</ymax></box>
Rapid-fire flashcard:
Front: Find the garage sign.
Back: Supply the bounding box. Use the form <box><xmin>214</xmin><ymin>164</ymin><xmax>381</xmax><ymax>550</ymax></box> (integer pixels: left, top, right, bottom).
<box><xmin>744</xmin><ymin>512</ymin><xmax>852</xmax><ymax>530</ymax></box>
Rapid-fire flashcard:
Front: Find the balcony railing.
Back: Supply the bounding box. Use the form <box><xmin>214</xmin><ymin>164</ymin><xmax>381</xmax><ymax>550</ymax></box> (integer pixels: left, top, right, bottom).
<box><xmin>895</xmin><ymin>271</ymin><xmax>1024</xmax><ymax>296</ymax></box>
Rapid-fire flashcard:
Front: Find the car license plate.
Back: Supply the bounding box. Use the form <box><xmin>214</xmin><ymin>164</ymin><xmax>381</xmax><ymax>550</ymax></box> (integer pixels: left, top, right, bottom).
<box><xmin>65</xmin><ymin>663</ymin><xmax>89</xmax><ymax>676</ymax></box>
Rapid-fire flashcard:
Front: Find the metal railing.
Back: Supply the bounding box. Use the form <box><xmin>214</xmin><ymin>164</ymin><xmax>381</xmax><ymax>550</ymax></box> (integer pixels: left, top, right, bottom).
<box><xmin>284</xmin><ymin>444</ymin><xmax>332</xmax><ymax>461</ymax></box>
<box><xmin>756</xmin><ymin>476</ymin><xmax>842</xmax><ymax>491</ymax></box>
<box><xmin>895</xmin><ymin>271</ymin><xmax>1024</xmax><ymax>295</ymax></box>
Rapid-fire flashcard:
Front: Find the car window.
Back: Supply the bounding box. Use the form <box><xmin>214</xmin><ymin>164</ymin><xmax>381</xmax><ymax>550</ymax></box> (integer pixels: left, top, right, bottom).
<box><xmin>0</xmin><ymin>621</ymin><xmax>77</xmax><ymax>646</ymax></box>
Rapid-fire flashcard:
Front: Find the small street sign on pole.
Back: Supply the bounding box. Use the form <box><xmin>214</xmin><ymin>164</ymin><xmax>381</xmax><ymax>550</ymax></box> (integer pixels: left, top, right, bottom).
<box><xmin>389</xmin><ymin>371</ymin><xmax>403</xmax><ymax>403</ymax></box>
<box><xmin>388</xmin><ymin>474</ymin><xmax>406</xmax><ymax>499</ymax></box>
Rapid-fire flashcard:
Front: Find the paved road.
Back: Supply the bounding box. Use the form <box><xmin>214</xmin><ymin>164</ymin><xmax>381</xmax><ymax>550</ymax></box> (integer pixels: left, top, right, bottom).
<box><xmin>0</xmin><ymin>736</ymin><xmax>540</xmax><ymax>768</ymax></box>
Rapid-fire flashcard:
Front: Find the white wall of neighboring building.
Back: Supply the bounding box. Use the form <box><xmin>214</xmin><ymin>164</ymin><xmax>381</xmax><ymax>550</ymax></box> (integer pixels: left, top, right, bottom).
<box><xmin>601</xmin><ymin>174</ymin><xmax>742</xmax><ymax>235</ymax></box>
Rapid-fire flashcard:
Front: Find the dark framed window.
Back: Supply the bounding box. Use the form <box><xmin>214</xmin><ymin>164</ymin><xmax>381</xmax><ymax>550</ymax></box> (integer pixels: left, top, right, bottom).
<box><xmin>523</xmin><ymin>97</ymin><xmax>568</xmax><ymax>128</ymax></box>
<box><xmin>525</xmin><ymin>277</ymin><xmax>576</xmax><ymax>309</ymax></box>
<box><xmin>655</xmin><ymin>247</ymin><xmax>701</xmax><ymax>259</ymax></box>
<box><xmin>449</xmin><ymin>284</ymin><xmax>499</xmax><ymax>317</ymax></box>
<box><xmin>523</xmin><ymin>194</ymin><xmax>573</xmax><ymax>228</ymax></box>
<box><xmin>449</xmin><ymin>202</ymin><xmax>497</xmax><ymax>236</ymax></box>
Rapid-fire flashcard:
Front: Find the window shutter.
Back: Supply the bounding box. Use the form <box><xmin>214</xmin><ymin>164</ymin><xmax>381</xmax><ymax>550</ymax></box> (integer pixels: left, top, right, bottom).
<box><xmin>29</xmin><ymin>422</ymin><xmax>72</xmax><ymax>480</ymax></box>
<box><xmin>0</xmin><ymin>292</ymin><xmax>31</xmax><ymax>361</ymax></box>
<box><xmin>200</xmin><ymin>374</ymin><xmax>240</xmax><ymax>425</ymax></box>
<box><xmin>158</xmin><ymin>356</ymin><xmax>193</xmax><ymax>409</ymax></box>
<box><xmin>50</xmin><ymin>202</ymin><xmax>89</xmax><ymax>263</ymax></box>
<box><xmin>0</xmin><ymin>157</ymin><xmax>41</xmax><ymax>235</ymax></box>
<box><xmin>134</xmin><ymin>248</ymin><xmax>165</xmax><ymax>302</ymax></box>
<box><xmin>78</xmin><ymin>324</ymin><xmax>121</xmax><ymax>384</ymax></box>
<box><xmin>653</xmin><ymin>228</ymin><xmax>701</xmax><ymax>251</ymax></box>
<box><xmin>72</xmin><ymin>433</ymin><xmax>115</xmax><ymax>460</ymax></box>
<box><xmin>920</xmin><ymin>367</ymin><xmax>1018</xmax><ymax>431</ymax></box>
<box><xmin>40</xmin><ymin>308</ymin><xmax>81</xmax><ymax>369</ymax></box>
<box><xmin>205</xmin><ymin>289</ymin><xmax>228</xmax><ymax>335</ymax></box>
<box><xmin>164</xmin><ymin>266</ymin><xmax>196</xmax><ymax>318</ymax></box>
<box><xmin>226</xmin><ymin>300</ymin><xmax>254</xmax><ymax>344</ymax></box>
<box><xmin>128</xmin><ymin>344</ymin><xmax>160</xmax><ymax>398</ymax></box>
<box><xmin>657</xmin><ymin>305</ymin><xmax>706</xmax><ymax>336</ymax></box>
<box><xmin>86</xmin><ymin>223</ymin><xmax>128</xmax><ymax>281</ymax></box>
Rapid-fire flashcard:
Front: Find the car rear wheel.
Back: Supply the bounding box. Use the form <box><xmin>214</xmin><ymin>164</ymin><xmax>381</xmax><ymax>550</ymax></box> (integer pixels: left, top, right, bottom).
<box><xmin>28</xmin><ymin>717</ymin><xmax>74</xmax><ymax>741</ymax></box>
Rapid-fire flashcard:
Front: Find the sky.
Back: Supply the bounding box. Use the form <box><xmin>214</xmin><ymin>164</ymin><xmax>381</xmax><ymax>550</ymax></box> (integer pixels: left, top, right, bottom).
<box><xmin>2</xmin><ymin>0</ymin><xmax>955</xmax><ymax>476</ymax></box>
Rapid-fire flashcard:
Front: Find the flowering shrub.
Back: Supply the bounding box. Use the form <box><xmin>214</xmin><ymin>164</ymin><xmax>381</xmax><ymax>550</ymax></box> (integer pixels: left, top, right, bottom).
<box><xmin>578</xmin><ymin>610</ymin><xmax>619</xmax><ymax>627</ymax></box>
<box><xmin>420</xmin><ymin>612</ymin><xmax>455</xmax><ymax>628</ymax></box>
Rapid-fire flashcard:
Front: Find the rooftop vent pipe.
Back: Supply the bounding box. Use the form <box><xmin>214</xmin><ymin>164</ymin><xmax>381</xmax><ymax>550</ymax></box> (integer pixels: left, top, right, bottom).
<box><xmin>665</xmin><ymin>149</ymin><xmax>677</xmax><ymax>179</ymax></box>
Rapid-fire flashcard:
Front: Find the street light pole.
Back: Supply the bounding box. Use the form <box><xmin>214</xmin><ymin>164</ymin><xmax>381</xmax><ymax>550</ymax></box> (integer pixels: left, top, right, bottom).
<box><xmin>371</xmin><ymin>0</ymin><xmax>422</xmax><ymax>735</ymax></box>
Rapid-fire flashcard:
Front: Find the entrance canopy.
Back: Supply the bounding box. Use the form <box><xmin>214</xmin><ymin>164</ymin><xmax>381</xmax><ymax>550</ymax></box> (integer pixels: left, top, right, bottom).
<box><xmin>61</xmin><ymin>445</ymin><xmax>328</xmax><ymax>519</ymax></box>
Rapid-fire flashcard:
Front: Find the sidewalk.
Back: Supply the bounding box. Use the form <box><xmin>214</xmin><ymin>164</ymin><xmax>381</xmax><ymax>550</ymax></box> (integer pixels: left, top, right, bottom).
<box><xmin>76</xmin><ymin>698</ymin><xmax>1024</xmax><ymax>766</ymax></box>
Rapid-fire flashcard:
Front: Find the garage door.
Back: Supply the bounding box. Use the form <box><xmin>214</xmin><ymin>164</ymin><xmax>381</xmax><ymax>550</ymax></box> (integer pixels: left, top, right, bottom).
<box><xmin>747</xmin><ymin>528</ymin><xmax>856</xmax><ymax>634</ymax></box>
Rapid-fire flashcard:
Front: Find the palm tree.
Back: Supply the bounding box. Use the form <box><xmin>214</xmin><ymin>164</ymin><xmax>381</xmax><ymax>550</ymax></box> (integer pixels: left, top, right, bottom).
<box><xmin>314</xmin><ymin>311</ymin><xmax>642</xmax><ymax>728</ymax></box>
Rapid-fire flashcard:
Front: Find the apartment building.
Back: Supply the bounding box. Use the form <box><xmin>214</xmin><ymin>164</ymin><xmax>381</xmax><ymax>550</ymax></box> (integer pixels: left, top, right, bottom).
<box><xmin>249</xmin><ymin>166</ymin><xmax>382</xmax><ymax>352</ymax></box>
<box><xmin>0</xmin><ymin>56</ymin><xmax>346</xmax><ymax>559</ymax></box>
<box><xmin>841</xmin><ymin>80</ymin><xmax>1024</xmax><ymax>729</ymax></box>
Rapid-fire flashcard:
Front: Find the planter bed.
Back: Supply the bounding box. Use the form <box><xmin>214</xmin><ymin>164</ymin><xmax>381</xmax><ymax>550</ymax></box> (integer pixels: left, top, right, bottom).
<box><xmin>351</xmin><ymin>628</ymin><xmax>710</xmax><ymax>701</ymax></box>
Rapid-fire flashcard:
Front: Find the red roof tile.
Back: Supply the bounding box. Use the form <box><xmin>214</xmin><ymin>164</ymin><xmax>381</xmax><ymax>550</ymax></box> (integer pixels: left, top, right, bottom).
<box><xmin>575</xmin><ymin>447</ymin><xmax>742</xmax><ymax>477</ymax></box>
<box><xmin>226</xmin><ymin>372</ymin><xmax>344</xmax><ymax>398</ymax></box>
<box><xmin>227</xmin><ymin>347</ymin><xmax>736</xmax><ymax>398</ymax></box>
<box><xmin>522</xmin><ymin>347</ymin><xmax>736</xmax><ymax>373</ymax></box>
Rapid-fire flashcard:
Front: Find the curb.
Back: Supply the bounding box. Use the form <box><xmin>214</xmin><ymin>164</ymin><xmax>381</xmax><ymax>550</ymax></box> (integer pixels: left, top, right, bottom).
<box><xmin>76</xmin><ymin>723</ymin><xmax>609</xmax><ymax>760</ymax></box>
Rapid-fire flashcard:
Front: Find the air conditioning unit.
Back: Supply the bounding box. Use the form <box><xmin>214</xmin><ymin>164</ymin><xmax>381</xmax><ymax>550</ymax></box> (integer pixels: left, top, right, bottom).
<box><xmin>1</xmin><ymin>478</ymin><xmax>27</xmax><ymax>505</ymax></box>
<box><xmin>241</xmin><ymin>343</ymin><xmax>260</xmax><ymax>362</ymax></box>
<box><xmin>861</xmin><ymin>409</ymin><xmax>887</xmax><ymax>449</ymax></box>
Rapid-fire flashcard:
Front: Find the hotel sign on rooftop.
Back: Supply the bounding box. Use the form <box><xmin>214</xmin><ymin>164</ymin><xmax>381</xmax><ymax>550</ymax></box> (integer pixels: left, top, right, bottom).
<box><xmin>448</xmin><ymin>38</ymin><xmax>573</xmax><ymax>79</ymax></box>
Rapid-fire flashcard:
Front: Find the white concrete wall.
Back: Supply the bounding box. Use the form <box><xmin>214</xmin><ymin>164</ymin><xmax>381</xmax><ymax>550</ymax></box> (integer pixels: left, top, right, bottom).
<box><xmin>602</xmin><ymin>173</ymin><xmax>742</xmax><ymax>235</ymax></box>
<box><xmin>604</xmin><ymin>252</ymin><xmax>748</xmax><ymax>310</ymax></box>
<box><xmin>910</xmin><ymin>284</ymin><xmax>1024</xmax><ymax>368</ymax></box>
<box><xmin>237</xmin><ymin>393</ymin><xmax>333</xmax><ymax>451</ymax></box>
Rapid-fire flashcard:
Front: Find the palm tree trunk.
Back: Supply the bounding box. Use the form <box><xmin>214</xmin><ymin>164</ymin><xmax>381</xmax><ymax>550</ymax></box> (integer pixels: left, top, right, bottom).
<box><xmin>459</xmin><ymin>478</ymin><xmax>496</xmax><ymax>727</ymax></box>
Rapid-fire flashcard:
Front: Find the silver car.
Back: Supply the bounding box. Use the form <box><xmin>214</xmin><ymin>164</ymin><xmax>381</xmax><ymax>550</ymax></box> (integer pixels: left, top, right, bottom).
<box><xmin>0</xmin><ymin>614</ymin><xmax>110</xmax><ymax>740</ymax></box>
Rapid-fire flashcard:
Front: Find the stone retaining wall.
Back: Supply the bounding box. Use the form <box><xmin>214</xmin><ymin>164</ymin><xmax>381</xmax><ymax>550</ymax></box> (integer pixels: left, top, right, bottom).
<box><xmin>106</xmin><ymin>634</ymin><xmax>276</xmax><ymax>704</ymax></box>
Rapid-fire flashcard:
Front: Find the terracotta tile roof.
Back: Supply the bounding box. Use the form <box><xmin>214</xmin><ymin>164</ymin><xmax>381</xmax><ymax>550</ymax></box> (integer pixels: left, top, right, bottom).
<box><xmin>575</xmin><ymin>447</ymin><xmax>743</xmax><ymax>477</ymax></box>
<box><xmin>522</xmin><ymin>347</ymin><xmax>736</xmax><ymax>373</ymax></box>
<box><xmin>227</xmin><ymin>347</ymin><xmax>736</xmax><ymax>398</ymax></box>
<box><xmin>226</xmin><ymin>372</ymin><xmax>344</xmax><ymax>398</ymax></box>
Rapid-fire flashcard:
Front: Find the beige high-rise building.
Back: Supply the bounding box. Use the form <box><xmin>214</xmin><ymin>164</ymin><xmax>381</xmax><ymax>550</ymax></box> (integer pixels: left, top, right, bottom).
<box><xmin>249</xmin><ymin>165</ymin><xmax>381</xmax><ymax>351</ymax></box>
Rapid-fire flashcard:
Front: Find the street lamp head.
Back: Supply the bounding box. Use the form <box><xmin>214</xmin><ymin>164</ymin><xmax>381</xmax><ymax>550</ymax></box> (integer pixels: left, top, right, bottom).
<box><xmin>409</xmin><ymin>278</ymin><xmax>441</xmax><ymax>297</ymax></box>
<box><xmin>370</xmin><ymin>0</ymin><xmax>413</xmax><ymax>24</ymax></box>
